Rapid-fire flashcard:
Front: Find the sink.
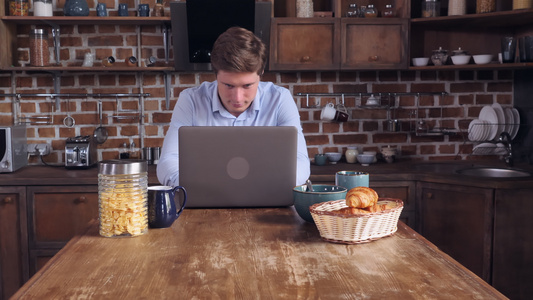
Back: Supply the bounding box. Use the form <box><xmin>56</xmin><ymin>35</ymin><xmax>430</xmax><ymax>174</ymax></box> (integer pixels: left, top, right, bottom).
<box><xmin>456</xmin><ymin>167</ymin><xmax>532</xmax><ymax>178</ymax></box>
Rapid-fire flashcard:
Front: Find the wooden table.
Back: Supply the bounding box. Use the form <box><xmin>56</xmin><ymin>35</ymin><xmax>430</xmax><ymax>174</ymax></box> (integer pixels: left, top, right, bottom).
<box><xmin>12</xmin><ymin>207</ymin><xmax>507</xmax><ymax>299</ymax></box>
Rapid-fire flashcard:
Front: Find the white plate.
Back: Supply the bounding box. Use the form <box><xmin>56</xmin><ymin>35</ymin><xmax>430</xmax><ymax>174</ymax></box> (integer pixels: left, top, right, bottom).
<box><xmin>511</xmin><ymin>108</ymin><xmax>520</xmax><ymax>140</ymax></box>
<box><xmin>479</xmin><ymin>106</ymin><xmax>498</xmax><ymax>141</ymax></box>
<box><xmin>492</xmin><ymin>103</ymin><xmax>505</xmax><ymax>137</ymax></box>
<box><xmin>468</xmin><ymin>119</ymin><xmax>481</xmax><ymax>141</ymax></box>
<box><xmin>473</xmin><ymin>142</ymin><xmax>496</xmax><ymax>155</ymax></box>
<box><xmin>504</xmin><ymin>108</ymin><xmax>514</xmax><ymax>135</ymax></box>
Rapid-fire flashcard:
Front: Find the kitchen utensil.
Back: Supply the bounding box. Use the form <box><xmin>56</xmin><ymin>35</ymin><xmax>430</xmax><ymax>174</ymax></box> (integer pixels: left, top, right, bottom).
<box><xmin>357</xmin><ymin>154</ymin><xmax>375</xmax><ymax>166</ymax></box>
<box><xmin>93</xmin><ymin>101</ymin><xmax>108</xmax><ymax>144</ymax></box>
<box><xmin>325</xmin><ymin>152</ymin><xmax>342</xmax><ymax>164</ymax></box>
<box><xmin>451</xmin><ymin>55</ymin><xmax>471</xmax><ymax>65</ymax></box>
<box><xmin>306</xmin><ymin>179</ymin><xmax>314</xmax><ymax>192</ymax></box>
<box><xmin>63</xmin><ymin>98</ymin><xmax>75</xmax><ymax>128</ymax></box>
<box><xmin>148</xmin><ymin>185</ymin><xmax>187</xmax><ymax>228</ymax></box>
<box><xmin>314</xmin><ymin>154</ymin><xmax>327</xmax><ymax>166</ymax></box>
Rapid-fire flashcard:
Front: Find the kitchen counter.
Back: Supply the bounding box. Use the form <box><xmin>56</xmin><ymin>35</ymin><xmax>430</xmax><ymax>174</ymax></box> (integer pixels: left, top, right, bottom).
<box><xmin>11</xmin><ymin>208</ymin><xmax>507</xmax><ymax>299</ymax></box>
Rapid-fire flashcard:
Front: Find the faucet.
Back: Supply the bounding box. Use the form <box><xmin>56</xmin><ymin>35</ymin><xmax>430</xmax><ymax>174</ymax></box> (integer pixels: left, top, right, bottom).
<box><xmin>498</xmin><ymin>132</ymin><xmax>513</xmax><ymax>167</ymax></box>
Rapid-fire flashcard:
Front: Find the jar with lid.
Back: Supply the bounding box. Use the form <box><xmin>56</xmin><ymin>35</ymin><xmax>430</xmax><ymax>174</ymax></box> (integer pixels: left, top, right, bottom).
<box><xmin>431</xmin><ymin>47</ymin><xmax>448</xmax><ymax>65</ymax></box>
<box><xmin>513</xmin><ymin>0</ymin><xmax>533</xmax><ymax>9</ymax></box>
<box><xmin>9</xmin><ymin>0</ymin><xmax>29</xmax><ymax>16</ymax></box>
<box><xmin>346</xmin><ymin>3</ymin><xmax>359</xmax><ymax>17</ymax></box>
<box><xmin>358</xmin><ymin>5</ymin><xmax>367</xmax><ymax>17</ymax></box>
<box><xmin>29</xmin><ymin>29</ymin><xmax>50</xmax><ymax>67</ymax></box>
<box><xmin>365</xmin><ymin>4</ymin><xmax>378</xmax><ymax>18</ymax></box>
<box><xmin>422</xmin><ymin>0</ymin><xmax>440</xmax><ymax>17</ymax></box>
<box><xmin>345</xmin><ymin>146</ymin><xmax>359</xmax><ymax>163</ymax></box>
<box><xmin>153</xmin><ymin>0</ymin><xmax>165</xmax><ymax>16</ymax></box>
<box><xmin>382</xmin><ymin>4</ymin><xmax>396</xmax><ymax>18</ymax></box>
<box><xmin>448</xmin><ymin>0</ymin><xmax>466</xmax><ymax>16</ymax></box>
<box><xmin>296</xmin><ymin>0</ymin><xmax>313</xmax><ymax>17</ymax></box>
<box><xmin>98</xmin><ymin>160</ymin><xmax>148</xmax><ymax>237</ymax></box>
<box><xmin>476</xmin><ymin>0</ymin><xmax>495</xmax><ymax>13</ymax></box>
<box><xmin>34</xmin><ymin>0</ymin><xmax>53</xmax><ymax>16</ymax></box>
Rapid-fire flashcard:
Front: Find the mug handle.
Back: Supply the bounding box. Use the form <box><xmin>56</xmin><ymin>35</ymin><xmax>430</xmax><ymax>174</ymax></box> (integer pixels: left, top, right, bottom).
<box><xmin>171</xmin><ymin>186</ymin><xmax>187</xmax><ymax>217</ymax></box>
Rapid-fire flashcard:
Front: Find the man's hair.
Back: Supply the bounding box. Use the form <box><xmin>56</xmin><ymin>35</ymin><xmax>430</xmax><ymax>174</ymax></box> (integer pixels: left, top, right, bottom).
<box><xmin>210</xmin><ymin>27</ymin><xmax>267</xmax><ymax>75</ymax></box>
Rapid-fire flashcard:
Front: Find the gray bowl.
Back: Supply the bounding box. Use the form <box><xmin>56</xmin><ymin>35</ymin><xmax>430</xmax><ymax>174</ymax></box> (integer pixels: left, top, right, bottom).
<box><xmin>293</xmin><ymin>184</ymin><xmax>347</xmax><ymax>222</ymax></box>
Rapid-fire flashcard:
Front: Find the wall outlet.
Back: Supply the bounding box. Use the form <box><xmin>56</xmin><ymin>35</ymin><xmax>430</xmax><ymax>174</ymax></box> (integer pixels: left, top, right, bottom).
<box><xmin>27</xmin><ymin>143</ymin><xmax>51</xmax><ymax>156</ymax></box>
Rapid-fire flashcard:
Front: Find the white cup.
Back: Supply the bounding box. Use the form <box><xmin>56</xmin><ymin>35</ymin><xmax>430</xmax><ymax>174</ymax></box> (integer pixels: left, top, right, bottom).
<box><xmin>82</xmin><ymin>53</ymin><xmax>94</xmax><ymax>67</ymax></box>
<box><xmin>320</xmin><ymin>103</ymin><xmax>336</xmax><ymax>121</ymax></box>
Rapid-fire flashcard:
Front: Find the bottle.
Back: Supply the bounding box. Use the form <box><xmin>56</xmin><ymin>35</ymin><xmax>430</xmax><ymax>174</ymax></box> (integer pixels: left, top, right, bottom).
<box><xmin>422</xmin><ymin>0</ymin><xmax>440</xmax><ymax>17</ymax></box>
<box><xmin>345</xmin><ymin>147</ymin><xmax>359</xmax><ymax>163</ymax></box>
<box><xmin>365</xmin><ymin>4</ymin><xmax>378</xmax><ymax>18</ymax></box>
<box><xmin>29</xmin><ymin>29</ymin><xmax>50</xmax><ymax>67</ymax></box>
<box><xmin>34</xmin><ymin>0</ymin><xmax>53</xmax><ymax>17</ymax></box>
<box><xmin>153</xmin><ymin>0</ymin><xmax>165</xmax><ymax>17</ymax></box>
<box><xmin>8</xmin><ymin>0</ymin><xmax>29</xmax><ymax>16</ymax></box>
<box><xmin>382</xmin><ymin>4</ymin><xmax>396</xmax><ymax>18</ymax></box>
<box><xmin>98</xmin><ymin>160</ymin><xmax>148</xmax><ymax>237</ymax></box>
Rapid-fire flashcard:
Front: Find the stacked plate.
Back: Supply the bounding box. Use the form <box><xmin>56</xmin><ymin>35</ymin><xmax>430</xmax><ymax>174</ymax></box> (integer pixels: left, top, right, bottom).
<box><xmin>468</xmin><ymin>105</ymin><xmax>520</xmax><ymax>141</ymax></box>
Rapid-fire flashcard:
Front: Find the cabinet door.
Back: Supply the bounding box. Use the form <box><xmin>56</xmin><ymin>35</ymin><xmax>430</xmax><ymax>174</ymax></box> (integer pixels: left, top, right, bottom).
<box><xmin>417</xmin><ymin>182</ymin><xmax>493</xmax><ymax>282</ymax></box>
<box><xmin>27</xmin><ymin>185</ymin><xmax>98</xmax><ymax>249</ymax></box>
<box><xmin>269</xmin><ymin>18</ymin><xmax>340</xmax><ymax>70</ymax></box>
<box><xmin>0</xmin><ymin>187</ymin><xmax>28</xmax><ymax>300</ymax></box>
<box><xmin>371</xmin><ymin>181</ymin><xmax>416</xmax><ymax>230</ymax></box>
<box><xmin>341</xmin><ymin>18</ymin><xmax>409</xmax><ymax>70</ymax></box>
<box><xmin>492</xmin><ymin>188</ymin><xmax>533</xmax><ymax>300</ymax></box>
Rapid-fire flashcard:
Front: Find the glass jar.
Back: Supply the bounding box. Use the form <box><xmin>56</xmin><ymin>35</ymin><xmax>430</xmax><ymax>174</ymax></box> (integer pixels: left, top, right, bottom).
<box><xmin>296</xmin><ymin>0</ymin><xmax>313</xmax><ymax>18</ymax></box>
<box><xmin>9</xmin><ymin>0</ymin><xmax>29</xmax><ymax>16</ymax></box>
<box><xmin>513</xmin><ymin>0</ymin><xmax>533</xmax><ymax>9</ymax></box>
<box><xmin>365</xmin><ymin>4</ymin><xmax>378</xmax><ymax>18</ymax></box>
<box><xmin>431</xmin><ymin>47</ymin><xmax>448</xmax><ymax>66</ymax></box>
<box><xmin>98</xmin><ymin>160</ymin><xmax>148</xmax><ymax>238</ymax></box>
<box><xmin>29</xmin><ymin>29</ymin><xmax>50</xmax><ymax>67</ymax></box>
<box><xmin>448</xmin><ymin>0</ymin><xmax>466</xmax><ymax>16</ymax></box>
<box><xmin>34</xmin><ymin>0</ymin><xmax>53</xmax><ymax>17</ymax></box>
<box><xmin>153</xmin><ymin>0</ymin><xmax>165</xmax><ymax>16</ymax></box>
<box><xmin>382</xmin><ymin>4</ymin><xmax>396</xmax><ymax>18</ymax></box>
<box><xmin>346</xmin><ymin>3</ymin><xmax>359</xmax><ymax>17</ymax></box>
<box><xmin>422</xmin><ymin>0</ymin><xmax>440</xmax><ymax>17</ymax></box>
<box><xmin>476</xmin><ymin>0</ymin><xmax>495</xmax><ymax>13</ymax></box>
<box><xmin>358</xmin><ymin>5</ymin><xmax>367</xmax><ymax>17</ymax></box>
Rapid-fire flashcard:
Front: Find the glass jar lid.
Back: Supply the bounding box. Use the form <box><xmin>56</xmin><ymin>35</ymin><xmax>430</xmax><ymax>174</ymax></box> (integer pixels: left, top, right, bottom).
<box><xmin>432</xmin><ymin>46</ymin><xmax>448</xmax><ymax>54</ymax></box>
<box><xmin>99</xmin><ymin>159</ymin><xmax>148</xmax><ymax>175</ymax></box>
<box><xmin>452</xmin><ymin>47</ymin><xmax>467</xmax><ymax>55</ymax></box>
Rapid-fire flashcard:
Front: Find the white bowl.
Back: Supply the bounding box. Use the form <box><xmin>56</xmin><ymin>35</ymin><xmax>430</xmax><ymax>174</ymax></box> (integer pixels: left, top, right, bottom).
<box><xmin>357</xmin><ymin>154</ymin><xmax>374</xmax><ymax>166</ymax></box>
<box><xmin>451</xmin><ymin>55</ymin><xmax>471</xmax><ymax>65</ymax></box>
<box><xmin>325</xmin><ymin>152</ymin><xmax>342</xmax><ymax>164</ymax></box>
<box><xmin>412</xmin><ymin>57</ymin><xmax>429</xmax><ymax>66</ymax></box>
<box><xmin>473</xmin><ymin>54</ymin><xmax>493</xmax><ymax>65</ymax></box>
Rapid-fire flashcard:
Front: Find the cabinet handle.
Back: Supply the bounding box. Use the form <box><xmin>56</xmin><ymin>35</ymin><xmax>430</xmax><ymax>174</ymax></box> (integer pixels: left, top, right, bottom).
<box><xmin>301</xmin><ymin>56</ymin><xmax>311</xmax><ymax>63</ymax></box>
<box><xmin>426</xmin><ymin>192</ymin><xmax>433</xmax><ymax>199</ymax></box>
<box><xmin>75</xmin><ymin>196</ymin><xmax>87</xmax><ymax>204</ymax></box>
<box><xmin>368</xmin><ymin>55</ymin><xmax>379</xmax><ymax>62</ymax></box>
<box><xmin>2</xmin><ymin>197</ymin><xmax>13</xmax><ymax>204</ymax></box>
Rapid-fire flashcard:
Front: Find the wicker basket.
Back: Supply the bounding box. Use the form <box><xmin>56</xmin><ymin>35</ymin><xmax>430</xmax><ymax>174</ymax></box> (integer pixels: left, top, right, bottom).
<box><xmin>309</xmin><ymin>198</ymin><xmax>404</xmax><ymax>244</ymax></box>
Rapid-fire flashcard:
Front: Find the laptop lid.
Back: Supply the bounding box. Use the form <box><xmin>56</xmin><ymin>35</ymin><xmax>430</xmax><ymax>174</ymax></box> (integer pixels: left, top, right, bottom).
<box><xmin>179</xmin><ymin>126</ymin><xmax>297</xmax><ymax>208</ymax></box>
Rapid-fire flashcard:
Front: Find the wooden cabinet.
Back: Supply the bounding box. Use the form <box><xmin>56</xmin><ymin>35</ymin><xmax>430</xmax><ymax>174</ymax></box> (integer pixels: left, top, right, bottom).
<box><xmin>417</xmin><ymin>182</ymin><xmax>493</xmax><ymax>282</ymax></box>
<box><xmin>0</xmin><ymin>187</ymin><xmax>28</xmax><ymax>300</ymax></box>
<box><xmin>269</xmin><ymin>18</ymin><xmax>340</xmax><ymax>71</ymax></box>
<box><xmin>492</xmin><ymin>188</ymin><xmax>533</xmax><ymax>300</ymax></box>
<box><xmin>371</xmin><ymin>180</ymin><xmax>416</xmax><ymax>229</ymax></box>
<box><xmin>27</xmin><ymin>185</ymin><xmax>98</xmax><ymax>275</ymax></box>
<box><xmin>341</xmin><ymin>18</ymin><xmax>409</xmax><ymax>69</ymax></box>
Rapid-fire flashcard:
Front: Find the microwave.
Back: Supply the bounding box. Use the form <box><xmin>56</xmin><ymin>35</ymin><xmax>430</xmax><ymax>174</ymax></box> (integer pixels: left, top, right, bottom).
<box><xmin>0</xmin><ymin>124</ymin><xmax>28</xmax><ymax>173</ymax></box>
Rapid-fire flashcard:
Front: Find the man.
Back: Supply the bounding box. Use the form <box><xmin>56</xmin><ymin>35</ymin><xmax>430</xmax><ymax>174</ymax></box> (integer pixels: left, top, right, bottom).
<box><xmin>157</xmin><ymin>26</ymin><xmax>310</xmax><ymax>187</ymax></box>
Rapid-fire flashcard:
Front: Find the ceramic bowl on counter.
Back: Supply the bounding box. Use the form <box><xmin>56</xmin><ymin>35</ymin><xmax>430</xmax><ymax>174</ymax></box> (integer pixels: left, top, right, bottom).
<box><xmin>412</xmin><ymin>57</ymin><xmax>429</xmax><ymax>66</ymax></box>
<box><xmin>357</xmin><ymin>154</ymin><xmax>375</xmax><ymax>166</ymax></box>
<box><xmin>293</xmin><ymin>184</ymin><xmax>348</xmax><ymax>222</ymax></box>
<box><xmin>473</xmin><ymin>54</ymin><xmax>494</xmax><ymax>65</ymax></box>
<box><xmin>451</xmin><ymin>55</ymin><xmax>471</xmax><ymax>65</ymax></box>
<box><xmin>325</xmin><ymin>152</ymin><xmax>342</xmax><ymax>164</ymax></box>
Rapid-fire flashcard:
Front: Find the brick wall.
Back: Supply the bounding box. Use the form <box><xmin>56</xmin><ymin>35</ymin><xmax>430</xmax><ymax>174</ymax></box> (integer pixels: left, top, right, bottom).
<box><xmin>0</xmin><ymin>3</ymin><xmax>515</xmax><ymax>165</ymax></box>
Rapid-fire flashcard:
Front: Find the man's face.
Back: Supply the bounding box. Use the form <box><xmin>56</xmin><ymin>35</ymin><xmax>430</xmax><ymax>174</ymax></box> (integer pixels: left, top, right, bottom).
<box><xmin>216</xmin><ymin>70</ymin><xmax>260</xmax><ymax>117</ymax></box>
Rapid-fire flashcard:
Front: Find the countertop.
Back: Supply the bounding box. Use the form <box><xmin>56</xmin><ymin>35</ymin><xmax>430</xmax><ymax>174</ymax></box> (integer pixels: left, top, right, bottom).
<box><xmin>2</xmin><ymin>160</ymin><xmax>532</xmax><ymax>189</ymax></box>
<box><xmin>11</xmin><ymin>208</ymin><xmax>507</xmax><ymax>299</ymax></box>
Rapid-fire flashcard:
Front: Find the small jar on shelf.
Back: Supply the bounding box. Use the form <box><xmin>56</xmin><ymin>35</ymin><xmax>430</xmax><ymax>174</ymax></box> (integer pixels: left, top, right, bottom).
<box><xmin>29</xmin><ymin>29</ymin><xmax>50</xmax><ymax>67</ymax></box>
<box><xmin>422</xmin><ymin>0</ymin><xmax>440</xmax><ymax>18</ymax></box>
<box><xmin>346</xmin><ymin>3</ymin><xmax>359</xmax><ymax>17</ymax></box>
<box><xmin>476</xmin><ymin>0</ymin><xmax>495</xmax><ymax>13</ymax></box>
<box><xmin>365</xmin><ymin>4</ymin><xmax>378</xmax><ymax>18</ymax></box>
<box><xmin>382</xmin><ymin>4</ymin><xmax>396</xmax><ymax>18</ymax></box>
<box><xmin>34</xmin><ymin>0</ymin><xmax>53</xmax><ymax>17</ymax></box>
<box><xmin>153</xmin><ymin>0</ymin><xmax>165</xmax><ymax>17</ymax></box>
<box><xmin>8</xmin><ymin>0</ymin><xmax>29</xmax><ymax>16</ymax></box>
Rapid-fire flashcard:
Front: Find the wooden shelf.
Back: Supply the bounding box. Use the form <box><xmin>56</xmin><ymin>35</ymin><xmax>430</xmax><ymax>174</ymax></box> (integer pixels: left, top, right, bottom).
<box><xmin>1</xmin><ymin>66</ymin><xmax>174</xmax><ymax>72</ymax></box>
<box><xmin>411</xmin><ymin>9</ymin><xmax>533</xmax><ymax>29</ymax></box>
<box><xmin>409</xmin><ymin>62</ymin><xmax>533</xmax><ymax>71</ymax></box>
<box><xmin>0</xmin><ymin>16</ymin><xmax>171</xmax><ymax>26</ymax></box>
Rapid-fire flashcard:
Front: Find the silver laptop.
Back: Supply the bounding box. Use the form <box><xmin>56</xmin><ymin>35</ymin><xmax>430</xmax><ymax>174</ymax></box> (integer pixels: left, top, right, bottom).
<box><xmin>179</xmin><ymin>126</ymin><xmax>297</xmax><ymax>208</ymax></box>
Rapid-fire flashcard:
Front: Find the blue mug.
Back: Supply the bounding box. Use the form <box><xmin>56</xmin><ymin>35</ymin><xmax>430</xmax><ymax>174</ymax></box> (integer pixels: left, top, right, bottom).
<box><xmin>148</xmin><ymin>185</ymin><xmax>187</xmax><ymax>228</ymax></box>
<box><xmin>118</xmin><ymin>3</ymin><xmax>128</xmax><ymax>16</ymax></box>
<box><xmin>96</xmin><ymin>3</ymin><xmax>107</xmax><ymax>17</ymax></box>
<box><xmin>138</xmin><ymin>4</ymin><xmax>149</xmax><ymax>16</ymax></box>
<box><xmin>335</xmin><ymin>171</ymin><xmax>369</xmax><ymax>190</ymax></box>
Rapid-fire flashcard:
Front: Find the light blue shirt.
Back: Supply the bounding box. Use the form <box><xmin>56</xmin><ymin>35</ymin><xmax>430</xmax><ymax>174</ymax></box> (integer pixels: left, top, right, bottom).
<box><xmin>157</xmin><ymin>80</ymin><xmax>310</xmax><ymax>187</ymax></box>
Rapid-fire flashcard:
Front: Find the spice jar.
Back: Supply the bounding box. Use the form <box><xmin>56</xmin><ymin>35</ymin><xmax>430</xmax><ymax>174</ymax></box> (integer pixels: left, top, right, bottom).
<box><xmin>476</xmin><ymin>0</ymin><xmax>495</xmax><ymax>13</ymax></box>
<box><xmin>346</xmin><ymin>3</ymin><xmax>359</xmax><ymax>17</ymax></box>
<box><xmin>422</xmin><ymin>0</ymin><xmax>440</xmax><ymax>17</ymax></box>
<box><xmin>29</xmin><ymin>29</ymin><xmax>50</xmax><ymax>67</ymax></box>
<box><xmin>513</xmin><ymin>0</ymin><xmax>533</xmax><ymax>9</ymax></box>
<box><xmin>382</xmin><ymin>4</ymin><xmax>396</xmax><ymax>18</ymax></box>
<box><xmin>98</xmin><ymin>160</ymin><xmax>148</xmax><ymax>238</ymax></box>
<box><xmin>34</xmin><ymin>0</ymin><xmax>53</xmax><ymax>16</ymax></box>
<box><xmin>153</xmin><ymin>0</ymin><xmax>165</xmax><ymax>16</ymax></box>
<box><xmin>365</xmin><ymin>4</ymin><xmax>378</xmax><ymax>18</ymax></box>
<box><xmin>296</xmin><ymin>0</ymin><xmax>313</xmax><ymax>17</ymax></box>
<box><xmin>9</xmin><ymin>0</ymin><xmax>29</xmax><ymax>16</ymax></box>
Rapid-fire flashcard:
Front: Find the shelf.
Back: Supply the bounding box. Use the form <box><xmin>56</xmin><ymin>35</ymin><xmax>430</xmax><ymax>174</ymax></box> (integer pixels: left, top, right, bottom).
<box><xmin>1</xmin><ymin>66</ymin><xmax>174</xmax><ymax>72</ymax></box>
<box><xmin>411</xmin><ymin>9</ymin><xmax>533</xmax><ymax>29</ymax></box>
<box><xmin>0</xmin><ymin>16</ymin><xmax>171</xmax><ymax>26</ymax></box>
<box><xmin>409</xmin><ymin>62</ymin><xmax>533</xmax><ymax>71</ymax></box>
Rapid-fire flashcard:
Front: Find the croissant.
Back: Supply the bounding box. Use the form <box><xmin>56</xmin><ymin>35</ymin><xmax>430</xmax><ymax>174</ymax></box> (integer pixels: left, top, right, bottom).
<box><xmin>345</xmin><ymin>186</ymin><xmax>379</xmax><ymax>208</ymax></box>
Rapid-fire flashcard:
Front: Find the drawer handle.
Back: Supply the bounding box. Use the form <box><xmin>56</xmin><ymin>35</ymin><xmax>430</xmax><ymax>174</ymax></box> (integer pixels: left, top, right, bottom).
<box><xmin>426</xmin><ymin>192</ymin><xmax>433</xmax><ymax>199</ymax></box>
<box><xmin>368</xmin><ymin>55</ymin><xmax>379</xmax><ymax>62</ymax></box>
<box><xmin>2</xmin><ymin>197</ymin><xmax>13</xmax><ymax>204</ymax></box>
<box><xmin>301</xmin><ymin>56</ymin><xmax>311</xmax><ymax>63</ymax></box>
<box><xmin>75</xmin><ymin>196</ymin><xmax>87</xmax><ymax>204</ymax></box>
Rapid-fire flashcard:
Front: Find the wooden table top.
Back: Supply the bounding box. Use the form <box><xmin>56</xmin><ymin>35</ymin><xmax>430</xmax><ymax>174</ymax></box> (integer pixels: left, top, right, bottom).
<box><xmin>12</xmin><ymin>207</ymin><xmax>507</xmax><ymax>299</ymax></box>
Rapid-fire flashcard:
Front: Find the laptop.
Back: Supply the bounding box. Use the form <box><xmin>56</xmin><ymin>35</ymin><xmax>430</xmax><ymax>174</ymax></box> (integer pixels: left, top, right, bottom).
<box><xmin>179</xmin><ymin>126</ymin><xmax>297</xmax><ymax>208</ymax></box>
